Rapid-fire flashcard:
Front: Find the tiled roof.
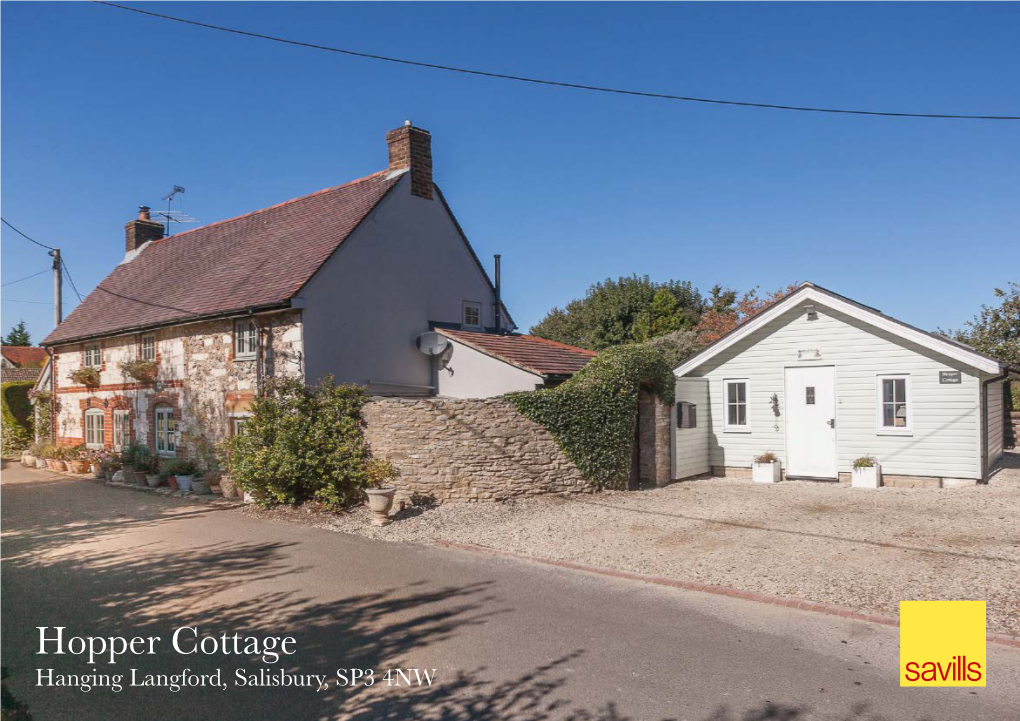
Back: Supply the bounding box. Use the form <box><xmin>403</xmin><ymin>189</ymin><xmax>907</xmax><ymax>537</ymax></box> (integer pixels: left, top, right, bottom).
<box><xmin>1</xmin><ymin>367</ymin><xmax>42</xmax><ymax>383</ymax></box>
<box><xmin>43</xmin><ymin>171</ymin><xmax>401</xmax><ymax>346</ymax></box>
<box><xmin>437</xmin><ymin>328</ymin><xmax>596</xmax><ymax>378</ymax></box>
<box><xmin>1</xmin><ymin>346</ymin><xmax>48</xmax><ymax>368</ymax></box>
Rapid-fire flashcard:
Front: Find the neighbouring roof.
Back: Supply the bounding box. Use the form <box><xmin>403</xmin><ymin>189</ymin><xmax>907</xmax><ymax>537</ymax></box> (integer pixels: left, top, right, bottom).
<box><xmin>1</xmin><ymin>367</ymin><xmax>42</xmax><ymax>383</ymax></box>
<box><xmin>437</xmin><ymin>328</ymin><xmax>596</xmax><ymax>378</ymax></box>
<box><xmin>43</xmin><ymin>171</ymin><xmax>402</xmax><ymax>346</ymax></box>
<box><xmin>674</xmin><ymin>281</ymin><xmax>1006</xmax><ymax>377</ymax></box>
<box><xmin>1</xmin><ymin>346</ymin><xmax>48</xmax><ymax>368</ymax></box>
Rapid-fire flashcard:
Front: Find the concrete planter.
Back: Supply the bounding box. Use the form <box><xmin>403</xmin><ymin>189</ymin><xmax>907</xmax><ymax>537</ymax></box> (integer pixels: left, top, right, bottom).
<box><xmin>191</xmin><ymin>480</ymin><xmax>211</xmax><ymax>495</ymax></box>
<box><xmin>22</xmin><ymin>454</ymin><xmax>36</xmax><ymax>467</ymax></box>
<box><xmin>68</xmin><ymin>460</ymin><xmax>90</xmax><ymax>474</ymax></box>
<box><xmin>175</xmin><ymin>474</ymin><xmax>194</xmax><ymax>492</ymax></box>
<box><xmin>219</xmin><ymin>474</ymin><xmax>239</xmax><ymax>499</ymax></box>
<box><xmin>851</xmin><ymin>465</ymin><xmax>882</xmax><ymax>489</ymax></box>
<box><xmin>145</xmin><ymin>474</ymin><xmax>161</xmax><ymax>488</ymax></box>
<box><xmin>35</xmin><ymin>457</ymin><xmax>47</xmax><ymax>469</ymax></box>
<box><xmin>366</xmin><ymin>487</ymin><xmax>397</xmax><ymax>526</ymax></box>
<box><xmin>752</xmin><ymin>461</ymin><xmax>781</xmax><ymax>484</ymax></box>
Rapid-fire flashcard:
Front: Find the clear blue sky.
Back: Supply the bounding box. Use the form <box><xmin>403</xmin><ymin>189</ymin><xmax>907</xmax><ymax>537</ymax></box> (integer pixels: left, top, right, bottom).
<box><xmin>2</xmin><ymin>2</ymin><xmax>1018</xmax><ymax>344</ymax></box>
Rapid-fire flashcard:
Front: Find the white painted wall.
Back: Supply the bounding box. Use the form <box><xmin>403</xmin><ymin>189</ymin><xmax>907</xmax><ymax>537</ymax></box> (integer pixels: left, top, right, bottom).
<box><xmin>436</xmin><ymin>339</ymin><xmax>543</xmax><ymax>398</ymax></box>
<box><xmin>986</xmin><ymin>379</ymin><xmax>1004</xmax><ymax>470</ymax></box>
<box><xmin>673</xmin><ymin>378</ymin><xmax>710</xmax><ymax>479</ymax></box>
<box><xmin>300</xmin><ymin>175</ymin><xmax>510</xmax><ymax>394</ymax></box>
<box><xmin>683</xmin><ymin>302</ymin><xmax>989</xmax><ymax>479</ymax></box>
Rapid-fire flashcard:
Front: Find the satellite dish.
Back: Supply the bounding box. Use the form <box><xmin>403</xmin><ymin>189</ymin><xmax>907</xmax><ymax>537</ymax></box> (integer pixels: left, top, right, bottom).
<box><xmin>416</xmin><ymin>332</ymin><xmax>450</xmax><ymax>357</ymax></box>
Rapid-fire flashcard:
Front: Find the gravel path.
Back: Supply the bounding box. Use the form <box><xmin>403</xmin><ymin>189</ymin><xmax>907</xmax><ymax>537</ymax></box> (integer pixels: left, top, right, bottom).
<box><xmin>243</xmin><ymin>451</ymin><xmax>1020</xmax><ymax>635</ymax></box>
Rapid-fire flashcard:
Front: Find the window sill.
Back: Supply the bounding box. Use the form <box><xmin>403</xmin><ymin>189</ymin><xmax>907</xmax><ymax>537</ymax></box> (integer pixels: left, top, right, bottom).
<box><xmin>233</xmin><ymin>355</ymin><xmax>256</xmax><ymax>362</ymax></box>
<box><xmin>877</xmin><ymin>429</ymin><xmax>913</xmax><ymax>437</ymax></box>
<box><xmin>723</xmin><ymin>427</ymin><xmax>752</xmax><ymax>434</ymax></box>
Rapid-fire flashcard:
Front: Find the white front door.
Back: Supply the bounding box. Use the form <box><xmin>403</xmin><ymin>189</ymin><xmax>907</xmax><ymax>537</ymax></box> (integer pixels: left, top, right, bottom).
<box><xmin>785</xmin><ymin>366</ymin><xmax>837</xmax><ymax>479</ymax></box>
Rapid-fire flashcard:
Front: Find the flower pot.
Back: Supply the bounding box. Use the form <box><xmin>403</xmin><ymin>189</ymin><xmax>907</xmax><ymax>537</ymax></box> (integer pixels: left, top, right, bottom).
<box><xmin>219</xmin><ymin>475</ymin><xmax>237</xmax><ymax>498</ymax></box>
<box><xmin>112</xmin><ymin>470</ymin><xmax>125</xmax><ymax>483</ymax></box>
<box><xmin>167</xmin><ymin>477</ymin><xmax>179</xmax><ymax>491</ymax></box>
<box><xmin>175</xmin><ymin>474</ymin><xmax>194</xmax><ymax>492</ymax></box>
<box><xmin>49</xmin><ymin>460</ymin><xmax>68</xmax><ymax>472</ymax></box>
<box><xmin>68</xmin><ymin>460</ymin><xmax>90</xmax><ymax>474</ymax></box>
<box><xmin>23</xmin><ymin>454</ymin><xmax>36</xmax><ymax>467</ymax></box>
<box><xmin>752</xmin><ymin>461</ymin><xmax>781</xmax><ymax>484</ymax></box>
<box><xmin>366</xmin><ymin>487</ymin><xmax>397</xmax><ymax>526</ymax></box>
<box><xmin>145</xmin><ymin>474</ymin><xmax>161</xmax><ymax>488</ymax></box>
<box><xmin>35</xmin><ymin>457</ymin><xmax>47</xmax><ymax>469</ymax></box>
<box><xmin>851</xmin><ymin>464</ymin><xmax>881</xmax><ymax>489</ymax></box>
<box><xmin>191</xmin><ymin>480</ymin><xmax>211</xmax><ymax>495</ymax></box>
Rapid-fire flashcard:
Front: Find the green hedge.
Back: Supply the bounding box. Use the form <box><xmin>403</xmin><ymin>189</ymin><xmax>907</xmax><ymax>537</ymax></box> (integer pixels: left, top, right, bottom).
<box><xmin>507</xmin><ymin>344</ymin><xmax>675</xmax><ymax>489</ymax></box>
<box><xmin>1</xmin><ymin>381</ymin><xmax>34</xmax><ymax>453</ymax></box>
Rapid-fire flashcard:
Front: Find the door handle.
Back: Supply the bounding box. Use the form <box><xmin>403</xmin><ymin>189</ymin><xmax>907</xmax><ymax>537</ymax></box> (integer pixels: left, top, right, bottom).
<box><xmin>827</xmin><ymin>419</ymin><xmax>835</xmax><ymax>428</ymax></box>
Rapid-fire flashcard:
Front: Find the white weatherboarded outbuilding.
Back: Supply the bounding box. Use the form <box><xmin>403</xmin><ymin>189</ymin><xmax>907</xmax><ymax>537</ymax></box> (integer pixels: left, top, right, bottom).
<box><xmin>672</xmin><ymin>283</ymin><xmax>1009</xmax><ymax>487</ymax></box>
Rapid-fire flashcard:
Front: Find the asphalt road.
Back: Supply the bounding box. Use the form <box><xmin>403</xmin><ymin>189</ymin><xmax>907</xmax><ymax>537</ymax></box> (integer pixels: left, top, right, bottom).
<box><xmin>2</xmin><ymin>460</ymin><xmax>1018</xmax><ymax>721</ymax></box>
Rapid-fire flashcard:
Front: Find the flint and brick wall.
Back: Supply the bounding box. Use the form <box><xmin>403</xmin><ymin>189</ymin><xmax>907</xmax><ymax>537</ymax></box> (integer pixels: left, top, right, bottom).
<box><xmin>51</xmin><ymin>312</ymin><xmax>303</xmax><ymax>460</ymax></box>
<box><xmin>362</xmin><ymin>397</ymin><xmax>591</xmax><ymax>502</ymax></box>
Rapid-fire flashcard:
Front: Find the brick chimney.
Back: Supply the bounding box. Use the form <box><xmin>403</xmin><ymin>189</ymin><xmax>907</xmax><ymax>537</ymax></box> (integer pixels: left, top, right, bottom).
<box><xmin>125</xmin><ymin>206</ymin><xmax>164</xmax><ymax>254</ymax></box>
<box><xmin>386</xmin><ymin>122</ymin><xmax>433</xmax><ymax>200</ymax></box>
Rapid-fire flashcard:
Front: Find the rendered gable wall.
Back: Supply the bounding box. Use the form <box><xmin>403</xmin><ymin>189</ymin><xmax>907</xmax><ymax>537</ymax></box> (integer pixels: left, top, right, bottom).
<box><xmin>686</xmin><ymin>303</ymin><xmax>984</xmax><ymax>479</ymax></box>
<box><xmin>299</xmin><ymin>175</ymin><xmax>507</xmax><ymax>393</ymax></box>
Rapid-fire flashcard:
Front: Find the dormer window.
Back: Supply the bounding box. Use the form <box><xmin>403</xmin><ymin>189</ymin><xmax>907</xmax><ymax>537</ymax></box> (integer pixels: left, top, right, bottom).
<box><xmin>463</xmin><ymin>302</ymin><xmax>481</xmax><ymax>329</ymax></box>
<box><xmin>234</xmin><ymin>320</ymin><xmax>258</xmax><ymax>360</ymax></box>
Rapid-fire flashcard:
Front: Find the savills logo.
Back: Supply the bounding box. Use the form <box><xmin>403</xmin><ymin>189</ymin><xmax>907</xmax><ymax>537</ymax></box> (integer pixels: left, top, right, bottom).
<box><xmin>900</xmin><ymin>601</ymin><xmax>986</xmax><ymax>687</ymax></box>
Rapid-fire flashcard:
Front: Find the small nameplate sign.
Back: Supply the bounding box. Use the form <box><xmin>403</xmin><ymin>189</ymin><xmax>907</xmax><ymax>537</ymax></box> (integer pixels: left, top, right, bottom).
<box><xmin>939</xmin><ymin>371</ymin><xmax>961</xmax><ymax>384</ymax></box>
<box><xmin>797</xmin><ymin>349</ymin><xmax>821</xmax><ymax>360</ymax></box>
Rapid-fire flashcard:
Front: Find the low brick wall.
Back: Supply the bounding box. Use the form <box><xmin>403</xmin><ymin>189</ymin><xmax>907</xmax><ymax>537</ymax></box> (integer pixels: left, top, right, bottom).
<box><xmin>362</xmin><ymin>397</ymin><xmax>591</xmax><ymax>502</ymax></box>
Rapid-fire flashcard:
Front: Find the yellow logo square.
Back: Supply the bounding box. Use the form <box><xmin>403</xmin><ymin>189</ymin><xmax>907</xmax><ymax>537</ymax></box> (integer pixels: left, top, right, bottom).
<box><xmin>900</xmin><ymin>600</ymin><xmax>986</xmax><ymax>687</ymax></box>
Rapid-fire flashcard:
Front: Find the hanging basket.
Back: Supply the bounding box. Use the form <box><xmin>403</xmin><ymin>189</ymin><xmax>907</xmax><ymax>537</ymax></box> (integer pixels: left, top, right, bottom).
<box><xmin>70</xmin><ymin>367</ymin><xmax>101</xmax><ymax>388</ymax></box>
<box><xmin>120</xmin><ymin>360</ymin><xmax>158</xmax><ymax>382</ymax></box>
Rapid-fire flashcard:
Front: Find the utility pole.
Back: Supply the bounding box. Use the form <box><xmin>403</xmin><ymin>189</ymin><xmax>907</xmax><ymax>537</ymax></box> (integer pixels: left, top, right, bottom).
<box><xmin>50</xmin><ymin>248</ymin><xmax>62</xmax><ymax>325</ymax></box>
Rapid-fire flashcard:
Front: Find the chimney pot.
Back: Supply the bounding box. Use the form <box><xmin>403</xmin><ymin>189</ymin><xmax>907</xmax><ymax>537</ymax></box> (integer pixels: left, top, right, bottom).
<box><xmin>139</xmin><ymin>206</ymin><xmax>151</xmax><ymax>220</ymax></box>
<box><xmin>386</xmin><ymin>123</ymin><xmax>433</xmax><ymax>200</ymax></box>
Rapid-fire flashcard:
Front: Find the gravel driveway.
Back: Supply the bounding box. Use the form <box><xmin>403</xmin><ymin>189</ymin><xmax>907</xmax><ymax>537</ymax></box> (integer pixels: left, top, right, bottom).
<box><xmin>245</xmin><ymin>450</ymin><xmax>1020</xmax><ymax>635</ymax></box>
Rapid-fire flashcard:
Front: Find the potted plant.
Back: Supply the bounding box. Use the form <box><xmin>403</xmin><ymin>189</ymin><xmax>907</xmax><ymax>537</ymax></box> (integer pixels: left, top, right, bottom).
<box><xmin>214</xmin><ymin>442</ymin><xmax>240</xmax><ymax>498</ymax></box>
<box><xmin>34</xmin><ymin>443</ymin><xmax>50</xmax><ymax>469</ymax></box>
<box><xmin>851</xmin><ymin>456</ymin><xmax>882</xmax><ymax>488</ymax></box>
<box><xmin>121</xmin><ymin>442</ymin><xmax>151</xmax><ymax>484</ymax></box>
<box><xmin>70</xmin><ymin>367</ymin><xmax>101</xmax><ymax>388</ymax></box>
<box><xmin>99</xmin><ymin>451</ymin><xmax>121</xmax><ymax>480</ymax></box>
<box><xmin>24</xmin><ymin>443</ymin><xmax>45</xmax><ymax>468</ymax></box>
<box><xmin>364</xmin><ymin>459</ymin><xmax>400</xmax><ymax>527</ymax></box>
<box><xmin>44</xmin><ymin>445</ymin><xmax>68</xmax><ymax>472</ymax></box>
<box><xmin>119</xmin><ymin>359</ymin><xmax>158</xmax><ymax>383</ymax></box>
<box><xmin>141</xmin><ymin>455</ymin><xmax>162</xmax><ymax>487</ymax></box>
<box><xmin>165</xmin><ymin>458</ymin><xmax>199</xmax><ymax>492</ymax></box>
<box><xmin>66</xmin><ymin>445</ymin><xmax>91</xmax><ymax>474</ymax></box>
<box><xmin>752</xmin><ymin>451</ymin><xmax>781</xmax><ymax>484</ymax></box>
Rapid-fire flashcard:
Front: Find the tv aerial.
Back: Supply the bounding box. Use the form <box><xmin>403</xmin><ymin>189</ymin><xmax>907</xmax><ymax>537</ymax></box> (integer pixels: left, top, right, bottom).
<box><xmin>156</xmin><ymin>185</ymin><xmax>200</xmax><ymax>236</ymax></box>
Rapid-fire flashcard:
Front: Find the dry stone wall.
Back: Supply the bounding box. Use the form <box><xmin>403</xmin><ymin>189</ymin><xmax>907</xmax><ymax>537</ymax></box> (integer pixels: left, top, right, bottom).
<box><xmin>362</xmin><ymin>396</ymin><xmax>591</xmax><ymax>502</ymax></box>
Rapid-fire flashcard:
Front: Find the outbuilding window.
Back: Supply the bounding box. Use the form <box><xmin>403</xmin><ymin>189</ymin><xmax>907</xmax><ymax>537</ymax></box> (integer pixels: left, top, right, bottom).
<box><xmin>724</xmin><ymin>380</ymin><xmax>750</xmax><ymax>431</ymax></box>
<box><xmin>85</xmin><ymin>409</ymin><xmax>105</xmax><ymax>449</ymax></box>
<box><xmin>235</xmin><ymin>320</ymin><xmax>258</xmax><ymax>360</ymax></box>
<box><xmin>877</xmin><ymin>375</ymin><xmax>911</xmax><ymax>433</ymax></box>
<box><xmin>677</xmin><ymin>402</ymin><xmax>697</xmax><ymax>429</ymax></box>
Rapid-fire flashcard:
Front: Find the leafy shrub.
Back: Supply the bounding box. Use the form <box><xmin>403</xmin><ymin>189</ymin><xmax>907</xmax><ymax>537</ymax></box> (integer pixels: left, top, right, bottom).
<box><xmin>754</xmin><ymin>451</ymin><xmax>778</xmax><ymax>464</ymax></box>
<box><xmin>640</xmin><ymin>329</ymin><xmax>704</xmax><ymax>369</ymax></box>
<box><xmin>853</xmin><ymin>456</ymin><xmax>877</xmax><ymax>469</ymax></box>
<box><xmin>1009</xmin><ymin>379</ymin><xmax>1019</xmax><ymax>412</ymax></box>
<box><xmin>120</xmin><ymin>442</ymin><xmax>150</xmax><ymax>468</ymax></box>
<box><xmin>119</xmin><ymin>360</ymin><xmax>158</xmax><ymax>382</ymax></box>
<box><xmin>226</xmin><ymin>376</ymin><xmax>371</xmax><ymax>511</ymax></box>
<box><xmin>507</xmin><ymin>344</ymin><xmax>675</xmax><ymax>489</ymax></box>
<box><xmin>36</xmin><ymin>443</ymin><xmax>59</xmax><ymax>459</ymax></box>
<box><xmin>366</xmin><ymin>459</ymin><xmax>399</xmax><ymax>488</ymax></box>
<box><xmin>65</xmin><ymin>444</ymin><xmax>89</xmax><ymax>461</ymax></box>
<box><xmin>1</xmin><ymin>381</ymin><xmax>34</xmax><ymax>452</ymax></box>
<box><xmin>69</xmin><ymin>367</ymin><xmax>101</xmax><ymax>387</ymax></box>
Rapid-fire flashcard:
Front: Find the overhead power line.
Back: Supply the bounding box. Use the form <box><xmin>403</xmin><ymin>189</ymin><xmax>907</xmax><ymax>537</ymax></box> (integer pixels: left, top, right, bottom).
<box><xmin>92</xmin><ymin>1</ymin><xmax>1019</xmax><ymax>121</ymax></box>
<box><xmin>61</xmin><ymin>259</ymin><xmax>85</xmax><ymax>303</ymax></box>
<box><xmin>1</xmin><ymin>217</ymin><xmax>56</xmax><ymax>250</ymax></box>
<box><xmin>2</xmin><ymin>268</ymin><xmax>51</xmax><ymax>287</ymax></box>
<box><xmin>1</xmin><ymin>298</ymin><xmax>53</xmax><ymax>305</ymax></box>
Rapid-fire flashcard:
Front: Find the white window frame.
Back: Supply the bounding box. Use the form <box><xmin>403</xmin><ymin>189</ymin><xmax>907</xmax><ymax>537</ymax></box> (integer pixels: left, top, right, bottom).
<box><xmin>140</xmin><ymin>334</ymin><xmax>156</xmax><ymax>362</ymax></box>
<box><xmin>84</xmin><ymin>343</ymin><xmax>102</xmax><ymax>368</ymax></box>
<box><xmin>234</xmin><ymin>320</ymin><xmax>258</xmax><ymax>360</ymax></box>
<box><xmin>154</xmin><ymin>406</ymin><xmax>177</xmax><ymax>457</ymax></box>
<box><xmin>85</xmin><ymin>409</ymin><xmax>105</xmax><ymax>449</ymax></box>
<box><xmin>876</xmin><ymin>374</ymin><xmax>912</xmax><ymax>435</ymax></box>
<box><xmin>462</xmin><ymin>301</ymin><xmax>482</xmax><ymax>329</ymax></box>
<box><xmin>723</xmin><ymin>379</ymin><xmax>751</xmax><ymax>432</ymax></box>
<box><xmin>113</xmin><ymin>409</ymin><xmax>130</xmax><ymax>451</ymax></box>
